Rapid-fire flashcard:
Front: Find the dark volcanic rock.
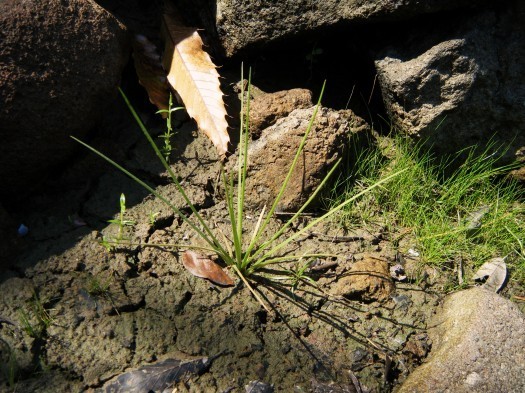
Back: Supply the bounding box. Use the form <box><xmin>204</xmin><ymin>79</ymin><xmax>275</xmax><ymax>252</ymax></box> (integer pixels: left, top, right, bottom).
<box><xmin>375</xmin><ymin>1</ymin><xmax>525</xmax><ymax>161</ymax></box>
<box><xmin>0</xmin><ymin>0</ymin><xmax>129</xmax><ymax>202</ymax></box>
<box><xmin>177</xmin><ymin>0</ymin><xmax>487</xmax><ymax>57</ymax></box>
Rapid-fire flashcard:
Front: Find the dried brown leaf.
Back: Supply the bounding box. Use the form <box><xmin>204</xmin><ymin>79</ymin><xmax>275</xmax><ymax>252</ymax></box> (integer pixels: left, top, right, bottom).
<box><xmin>472</xmin><ymin>257</ymin><xmax>507</xmax><ymax>293</ymax></box>
<box><xmin>181</xmin><ymin>250</ymin><xmax>234</xmax><ymax>286</ymax></box>
<box><xmin>132</xmin><ymin>34</ymin><xmax>170</xmax><ymax>117</ymax></box>
<box><xmin>99</xmin><ymin>356</ymin><xmax>210</xmax><ymax>392</ymax></box>
<box><xmin>161</xmin><ymin>6</ymin><xmax>229</xmax><ymax>158</ymax></box>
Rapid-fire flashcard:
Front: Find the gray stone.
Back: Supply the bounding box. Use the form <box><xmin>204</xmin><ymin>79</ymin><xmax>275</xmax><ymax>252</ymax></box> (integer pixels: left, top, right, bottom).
<box><xmin>375</xmin><ymin>1</ymin><xmax>525</xmax><ymax>160</ymax></box>
<box><xmin>0</xmin><ymin>0</ymin><xmax>129</xmax><ymax>201</ymax></box>
<box><xmin>176</xmin><ymin>0</ymin><xmax>486</xmax><ymax>57</ymax></box>
<box><xmin>398</xmin><ymin>287</ymin><xmax>525</xmax><ymax>393</ymax></box>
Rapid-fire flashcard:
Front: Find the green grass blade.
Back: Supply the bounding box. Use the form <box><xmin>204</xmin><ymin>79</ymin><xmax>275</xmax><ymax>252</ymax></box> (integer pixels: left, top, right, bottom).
<box><xmin>247</xmin><ymin>253</ymin><xmax>338</xmax><ymax>274</ymax></box>
<box><xmin>71</xmin><ymin>136</ymin><xmax>227</xmax><ymax>258</ymax></box>
<box><xmin>250</xmin><ymin>158</ymin><xmax>342</xmax><ymax>262</ymax></box>
<box><xmin>236</xmin><ymin>68</ymin><xmax>251</xmax><ymax>252</ymax></box>
<box><xmin>222</xmin><ymin>167</ymin><xmax>242</xmax><ymax>266</ymax></box>
<box><xmin>246</xmin><ymin>81</ymin><xmax>327</xmax><ymax>260</ymax></box>
<box><xmin>118</xmin><ymin>88</ymin><xmax>224</xmax><ymax>252</ymax></box>
<box><xmin>254</xmin><ymin>168</ymin><xmax>408</xmax><ymax>268</ymax></box>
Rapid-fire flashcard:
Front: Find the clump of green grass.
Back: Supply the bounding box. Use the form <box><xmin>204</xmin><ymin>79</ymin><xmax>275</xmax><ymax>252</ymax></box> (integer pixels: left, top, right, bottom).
<box><xmin>101</xmin><ymin>193</ymin><xmax>136</xmax><ymax>251</ymax></box>
<box><xmin>330</xmin><ymin>135</ymin><xmax>525</xmax><ymax>284</ymax></box>
<box><xmin>0</xmin><ymin>342</ymin><xmax>18</xmax><ymax>389</ymax></box>
<box><xmin>86</xmin><ymin>274</ymin><xmax>112</xmax><ymax>298</ymax></box>
<box><xmin>72</xmin><ymin>69</ymin><xmax>405</xmax><ymax>300</ymax></box>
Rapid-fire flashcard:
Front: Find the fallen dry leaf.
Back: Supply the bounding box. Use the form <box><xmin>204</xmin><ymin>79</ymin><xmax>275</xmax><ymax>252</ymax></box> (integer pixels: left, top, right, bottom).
<box><xmin>472</xmin><ymin>257</ymin><xmax>507</xmax><ymax>293</ymax></box>
<box><xmin>161</xmin><ymin>4</ymin><xmax>229</xmax><ymax>158</ymax></box>
<box><xmin>132</xmin><ymin>34</ymin><xmax>170</xmax><ymax>117</ymax></box>
<box><xmin>465</xmin><ymin>204</ymin><xmax>490</xmax><ymax>238</ymax></box>
<box><xmin>182</xmin><ymin>250</ymin><xmax>234</xmax><ymax>286</ymax></box>
<box><xmin>99</xmin><ymin>356</ymin><xmax>211</xmax><ymax>392</ymax></box>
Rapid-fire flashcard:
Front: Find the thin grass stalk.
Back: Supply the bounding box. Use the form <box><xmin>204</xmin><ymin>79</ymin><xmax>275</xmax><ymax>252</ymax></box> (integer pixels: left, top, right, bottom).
<box><xmin>118</xmin><ymin>88</ymin><xmax>225</xmax><ymax>254</ymax></box>
<box><xmin>418</xmin><ymin>210</ymin><xmax>519</xmax><ymax>241</ymax></box>
<box><xmin>223</xmin><ymin>169</ymin><xmax>242</xmax><ymax>266</ymax></box>
<box><xmin>254</xmin><ymin>253</ymin><xmax>337</xmax><ymax>266</ymax></box>
<box><xmin>231</xmin><ymin>264</ymin><xmax>270</xmax><ymax>312</ymax></box>
<box><xmin>71</xmin><ymin>137</ymin><xmax>221</xmax><ymax>254</ymax></box>
<box><xmin>248</xmin><ymin>206</ymin><xmax>267</xmax><ymax>254</ymax></box>
<box><xmin>253</xmin><ymin>168</ymin><xmax>408</xmax><ymax>268</ymax></box>
<box><xmin>243</xmin><ymin>81</ymin><xmax>327</xmax><ymax>266</ymax></box>
<box><xmin>102</xmin><ymin>240</ymin><xmax>218</xmax><ymax>253</ymax></box>
<box><xmin>236</xmin><ymin>68</ymin><xmax>252</xmax><ymax>261</ymax></box>
<box><xmin>251</xmin><ymin>158</ymin><xmax>342</xmax><ymax>262</ymax></box>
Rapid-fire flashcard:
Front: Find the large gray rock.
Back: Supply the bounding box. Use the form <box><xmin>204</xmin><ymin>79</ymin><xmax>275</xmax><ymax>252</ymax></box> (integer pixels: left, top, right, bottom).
<box><xmin>398</xmin><ymin>287</ymin><xmax>525</xmax><ymax>393</ymax></box>
<box><xmin>176</xmin><ymin>0</ymin><xmax>486</xmax><ymax>57</ymax></box>
<box><xmin>0</xmin><ymin>0</ymin><xmax>129</xmax><ymax>201</ymax></box>
<box><xmin>375</xmin><ymin>1</ymin><xmax>525</xmax><ymax>160</ymax></box>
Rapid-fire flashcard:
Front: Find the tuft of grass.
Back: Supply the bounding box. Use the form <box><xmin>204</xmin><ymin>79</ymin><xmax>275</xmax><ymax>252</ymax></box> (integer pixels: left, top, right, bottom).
<box><xmin>272</xmin><ymin>258</ymin><xmax>317</xmax><ymax>298</ymax></box>
<box><xmin>0</xmin><ymin>341</ymin><xmax>18</xmax><ymax>389</ymax></box>
<box><xmin>72</xmin><ymin>69</ymin><xmax>405</xmax><ymax>301</ymax></box>
<box><xmin>87</xmin><ymin>274</ymin><xmax>112</xmax><ymax>298</ymax></box>
<box><xmin>102</xmin><ymin>193</ymin><xmax>136</xmax><ymax>251</ymax></box>
<box><xmin>156</xmin><ymin>93</ymin><xmax>183</xmax><ymax>162</ymax></box>
<box><xmin>85</xmin><ymin>274</ymin><xmax>120</xmax><ymax>315</ymax></box>
<box><xmin>19</xmin><ymin>292</ymin><xmax>54</xmax><ymax>339</ymax></box>
<box><xmin>329</xmin><ymin>135</ymin><xmax>525</xmax><ymax>284</ymax></box>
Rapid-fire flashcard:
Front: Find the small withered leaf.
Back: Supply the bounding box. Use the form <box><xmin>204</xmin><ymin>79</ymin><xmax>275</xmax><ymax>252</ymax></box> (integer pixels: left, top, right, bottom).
<box><xmin>132</xmin><ymin>34</ymin><xmax>170</xmax><ymax>117</ymax></box>
<box><xmin>472</xmin><ymin>257</ymin><xmax>507</xmax><ymax>293</ymax></box>
<box><xmin>182</xmin><ymin>250</ymin><xmax>234</xmax><ymax>286</ymax></box>
<box><xmin>161</xmin><ymin>3</ymin><xmax>230</xmax><ymax>158</ymax></box>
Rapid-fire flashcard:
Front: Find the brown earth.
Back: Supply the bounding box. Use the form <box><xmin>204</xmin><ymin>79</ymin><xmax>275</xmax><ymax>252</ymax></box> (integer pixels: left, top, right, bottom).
<box><xmin>0</xmin><ymin>86</ymin><xmax>443</xmax><ymax>393</ymax></box>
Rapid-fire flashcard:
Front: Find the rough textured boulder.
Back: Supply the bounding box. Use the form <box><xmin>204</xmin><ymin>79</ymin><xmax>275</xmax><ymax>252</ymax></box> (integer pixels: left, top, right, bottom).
<box><xmin>398</xmin><ymin>287</ymin><xmax>525</xmax><ymax>392</ymax></box>
<box><xmin>375</xmin><ymin>1</ymin><xmax>525</xmax><ymax>161</ymax></box>
<box><xmin>177</xmin><ymin>0</ymin><xmax>487</xmax><ymax>57</ymax></box>
<box><xmin>0</xmin><ymin>0</ymin><xmax>129</xmax><ymax>201</ymax></box>
<box><xmin>239</xmin><ymin>102</ymin><xmax>369</xmax><ymax>211</ymax></box>
<box><xmin>248</xmin><ymin>88</ymin><xmax>313</xmax><ymax>139</ymax></box>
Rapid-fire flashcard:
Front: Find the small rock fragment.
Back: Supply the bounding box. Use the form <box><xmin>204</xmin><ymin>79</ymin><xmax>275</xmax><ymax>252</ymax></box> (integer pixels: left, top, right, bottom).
<box><xmin>472</xmin><ymin>257</ymin><xmax>507</xmax><ymax>293</ymax></box>
<box><xmin>248</xmin><ymin>88</ymin><xmax>313</xmax><ymax>139</ymax></box>
<box><xmin>402</xmin><ymin>333</ymin><xmax>431</xmax><ymax>361</ymax></box>
<box><xmin>330</xmin><ymin>256</ymin><xmax>394</xmax><ymax>302</ymax></box>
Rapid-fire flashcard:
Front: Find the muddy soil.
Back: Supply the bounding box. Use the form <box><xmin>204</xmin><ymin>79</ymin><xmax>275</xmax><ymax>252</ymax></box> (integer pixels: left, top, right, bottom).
<box><xmin>0</xmin><ymin>82</ymin><xmax>443</xmax><ymax>393</ymax></box>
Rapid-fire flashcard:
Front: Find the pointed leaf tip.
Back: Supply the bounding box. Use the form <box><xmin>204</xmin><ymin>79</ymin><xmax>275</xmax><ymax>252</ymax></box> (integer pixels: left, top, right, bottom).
<box><xmin>161</xmin><ymin>6</ymin><xmax>230</xmax><ymax>158</ymax></box>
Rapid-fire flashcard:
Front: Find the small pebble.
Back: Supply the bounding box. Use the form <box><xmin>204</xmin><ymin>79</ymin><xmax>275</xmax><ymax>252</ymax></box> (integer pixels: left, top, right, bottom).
<box><xmin>408</xmin><ymin>248</ymin><xmax>420</xmax><ymax>257</ymax></box>
<box><xmin>17</xmin><ymin>223</ymin><xmax>29</xmax><ymax>237</ymax></box>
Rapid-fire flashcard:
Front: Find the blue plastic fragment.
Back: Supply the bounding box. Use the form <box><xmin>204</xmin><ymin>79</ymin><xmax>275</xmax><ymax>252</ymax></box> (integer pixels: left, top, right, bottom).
<box><xmin>18</xmin><ymin>224</ymin><xmax>29</xmax><ymax>237</ymax></box>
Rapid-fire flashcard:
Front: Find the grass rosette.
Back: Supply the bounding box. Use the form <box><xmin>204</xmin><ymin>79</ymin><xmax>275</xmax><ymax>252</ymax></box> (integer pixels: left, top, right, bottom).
<box><xmin>72</xmin><ymin>70</ymin><xmax>405</xmax><ymax>295</ymax></box>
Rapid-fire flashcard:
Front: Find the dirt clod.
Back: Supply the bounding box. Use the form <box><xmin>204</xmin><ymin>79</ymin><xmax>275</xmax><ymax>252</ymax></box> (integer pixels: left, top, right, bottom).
<box><xmin>330</xmin><ymin>256</ymin><xmax>394</xmax><ymax>302</ymax></box>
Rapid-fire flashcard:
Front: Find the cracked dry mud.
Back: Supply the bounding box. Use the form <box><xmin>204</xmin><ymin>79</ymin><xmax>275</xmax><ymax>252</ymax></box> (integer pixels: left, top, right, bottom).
<box><xmin>0</xmin><ymin>97</ymin><xmax>440</xmax><ymax>393</ymax></box>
